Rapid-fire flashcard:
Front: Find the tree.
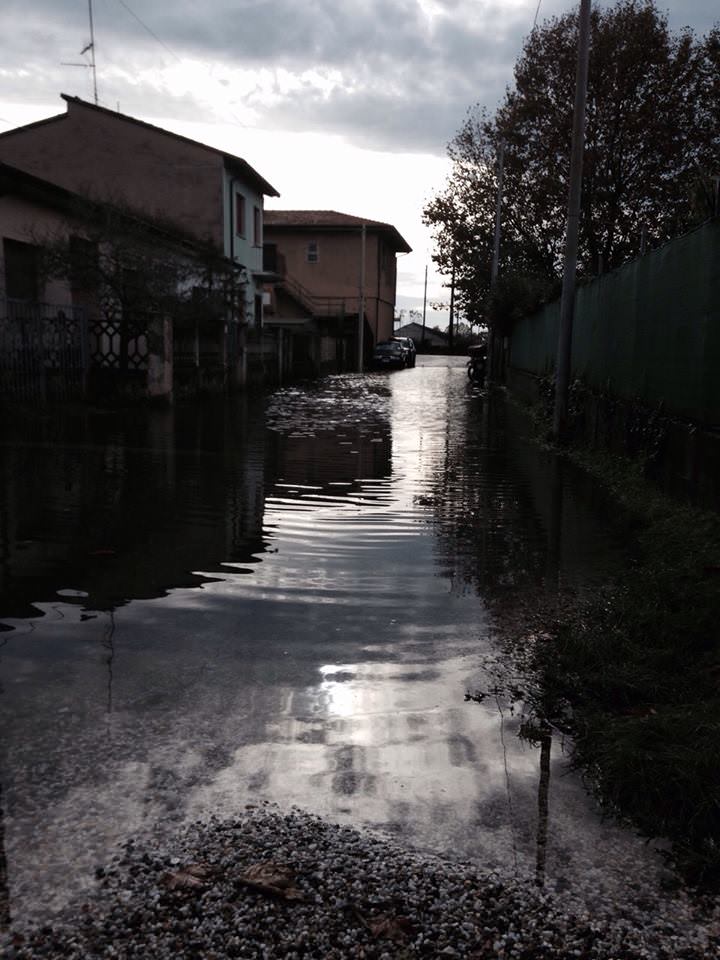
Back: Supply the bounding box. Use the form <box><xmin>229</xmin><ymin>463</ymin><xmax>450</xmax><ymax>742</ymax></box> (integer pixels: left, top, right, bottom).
<box><xmin>424</xmin><ymin>1</ymin><xmax>720</xmax><ymax>326</ymax></box>
<box><xmin>35</xmin><ymin>199</ymin><xmax>245</xmax><ymax>373</ymax></box>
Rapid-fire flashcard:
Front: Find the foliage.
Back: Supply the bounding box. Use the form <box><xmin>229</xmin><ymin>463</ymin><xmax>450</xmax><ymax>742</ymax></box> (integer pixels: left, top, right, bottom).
<box><xmin>36</xmin><ymin>199</ymin><xmax>247</xmax><ymax>353</ymax></box>
<box><xmin>486</xmin><ymin>269</ymin><xmax>555</xmax><ymax>337</ymax></box>
<box><xmin>538</xmin><ymin>505</ymin><xmax>720</xmax><ymax>888</ymax></box>
<box><xmin>424</xmin><ymin>1</ymin><xmax>720</xmax><ymax>332</ymax></box>
<box><xmin>490</xmin><ymin>400</ymin><xmax>720</xmax><ymax>888</ymax></box>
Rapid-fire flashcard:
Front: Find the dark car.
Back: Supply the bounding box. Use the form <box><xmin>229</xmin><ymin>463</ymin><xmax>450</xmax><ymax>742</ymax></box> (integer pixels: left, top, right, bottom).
<box><xmin>372</xmin><ymin>340</ymin><xmax>407</xmax><ymax>369</ymax></box>
<box><xmin>391</xmin><ymin>336</ymin><xmax>416</xmax><ymax>367</ymax></box>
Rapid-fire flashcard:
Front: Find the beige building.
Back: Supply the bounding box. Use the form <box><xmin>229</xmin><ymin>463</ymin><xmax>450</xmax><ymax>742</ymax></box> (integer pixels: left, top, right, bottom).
<box><xmin>263</xmin><ymin>210</ymin><xmax>411</xmax><ymax>376</ymax></box>
<box><xmin>0</xmin><ymin>94</ymin><xmax>279</xmax><ymax>390</ymax></box>
<box><xmin>0</xmin><ymin>160</ymin><xmax>222</xmax><ymax>402</ymax></box>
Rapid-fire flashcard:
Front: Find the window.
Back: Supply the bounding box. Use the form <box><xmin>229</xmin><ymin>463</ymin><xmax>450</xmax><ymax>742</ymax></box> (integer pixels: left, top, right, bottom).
<box><xmin>235</xmin><ymin>194</ymin><xmax>246</xmax><ymax>237</ymax></box>
<box><xmin>3</xmin><ymin>238</ymin><xmax>39</xmax><ymax>300</ymax></box>
<box><xmin>69</xmin><ymin>235</ymin><xmax>99</xmax><ymax>299</ymax></box>
<box><xmin>253</xmin><ymin>206</ymin><xmax>261</xmax><ymax>247</ymax></box>
<box><xmin>306</xmin><ymin>241</ymin><xmax>319</xmax><ymax>263</ymax></box>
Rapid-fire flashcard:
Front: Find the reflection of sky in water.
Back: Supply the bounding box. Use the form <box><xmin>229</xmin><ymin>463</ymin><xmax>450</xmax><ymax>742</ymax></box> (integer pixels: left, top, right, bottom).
<box><xmin>0</xmin><ymin>360</ymin><xmax>670</xmax><ymax>928</ymax></box>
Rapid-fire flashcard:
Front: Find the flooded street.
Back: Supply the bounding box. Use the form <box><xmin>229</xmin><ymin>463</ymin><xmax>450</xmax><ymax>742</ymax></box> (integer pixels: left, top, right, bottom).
<box><xmin>0</xmin><ymin>357</ymin><xmax>676</xmax><ymax>928</ymax></box>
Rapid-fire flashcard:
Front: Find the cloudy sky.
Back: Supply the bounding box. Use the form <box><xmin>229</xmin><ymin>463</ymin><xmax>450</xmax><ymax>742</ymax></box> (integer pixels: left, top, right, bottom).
<box><xmin>1</xmin><ymin>0</ymin><xmax>717</xmax><ymax>324</ymax></box>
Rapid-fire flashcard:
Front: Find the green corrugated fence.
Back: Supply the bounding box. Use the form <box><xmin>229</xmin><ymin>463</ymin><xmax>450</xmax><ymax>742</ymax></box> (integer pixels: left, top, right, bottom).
<box><xmin>508</xmin><ymin>219</ymin><xmax>720</xmax><ymax>425</ymax></box>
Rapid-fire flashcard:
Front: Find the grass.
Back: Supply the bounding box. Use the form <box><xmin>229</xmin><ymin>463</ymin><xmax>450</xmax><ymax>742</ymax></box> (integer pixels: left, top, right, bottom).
<box><xmin>502</xmin><ymin>394</ymin><xmax>720</xmax><ymax>889</ymax></box>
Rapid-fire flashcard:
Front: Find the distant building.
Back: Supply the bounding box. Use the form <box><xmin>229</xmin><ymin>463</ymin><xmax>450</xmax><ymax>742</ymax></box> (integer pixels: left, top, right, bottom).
<box><xmin>393</xmin><ymin>320</ymin><xmax>448</xmax><ymax>349</ymax></box>
<box><xmin>0</xmin><ymin>94</ymin><xmax>279</xmax><ymax>390</ymax></box>
<box><xmin>263</xmin><ymin>210</ymin><xmax>411</xmax><ymax>376</ymax></box>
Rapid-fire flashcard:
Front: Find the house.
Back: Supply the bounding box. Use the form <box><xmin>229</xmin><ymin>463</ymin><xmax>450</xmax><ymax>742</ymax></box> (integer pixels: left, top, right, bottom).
<box><xmin>393</xmin><ymin>320</ymin><xmax>448</xmax><ymax>349</ymax></box>
<box><xmin>0</xmin><ymin>94</ymin><xmax>280</xmax><ymax>390</ymax></box>
<box><xmin>263</xmin><ymin>210</ymin><xmax>411</xmax><ymax>377</ymax></box>
<box><xmin>0</xmin><ymin>160</ymin><xmax>235</xmax><ymax>403</ymax></box>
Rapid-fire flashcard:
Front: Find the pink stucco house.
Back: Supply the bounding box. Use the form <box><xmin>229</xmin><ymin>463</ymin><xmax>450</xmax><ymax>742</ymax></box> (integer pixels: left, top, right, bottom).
<box><xmin>0</xmin><ymin>160</ymin><xmax>226</xmax><ymax>402</ymax></box>
<box><xmin>0</xmin><ymin>94</ymin><xmax>279</xmax><ymax>390</ymax></box>
<box><xmin>263</xmin><ymin>210</ymin><xmax>411</xmax><ymax>375</ymax></box>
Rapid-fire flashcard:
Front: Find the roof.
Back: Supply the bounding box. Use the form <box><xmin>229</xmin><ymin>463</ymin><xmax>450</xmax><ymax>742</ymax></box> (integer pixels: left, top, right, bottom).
<box><xmin>0</xmin><ymin>160</ymin><xmax>207</xmax><ymax>253</ymax></box>
<box><xmin>0</xmin><ymin>95</ymin><xmax>280</xmax><ymax>198</ymax></box>
<box><xmin>395</xmin><ymin>321</ymin><xmax>447</xmax><ymax>341</ymax></box>
<box><xmin>0</xmin><ymin>160</ymin><xmax>83</xmax><ymax>212</ymax></box>
<box><xmin>264</xmin><ymin>210</ymin><xmax>412</xmax><ymax>253</ymax></box>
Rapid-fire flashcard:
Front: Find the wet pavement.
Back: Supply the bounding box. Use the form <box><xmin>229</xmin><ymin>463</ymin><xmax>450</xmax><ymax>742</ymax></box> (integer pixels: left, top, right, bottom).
<box><xmin>0</xmin><ymin>357</ymin><xmax>680</xmax><ymax>930</ymax></box>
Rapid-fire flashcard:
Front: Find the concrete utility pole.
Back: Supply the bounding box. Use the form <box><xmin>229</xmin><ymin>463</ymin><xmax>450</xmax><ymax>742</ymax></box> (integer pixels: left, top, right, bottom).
<box><xmin>553</xmin><ymin>0</ymin><xmax>592</xmax><ymax>439</ymax></box>
<box><xmin>421</xmin><ymin>264</ymin><xmax>428</xmax><ymax>346</ymax></box>
<box><xmin>448</xmin><ymin>262</ymin><xmax>455</xmax><ymax>351</ymax></box>
<box><xmin>490</xmin><ymin>141</ymin><xmax>505</xmax><ymax>288</ymax></box>
<box><xmin>486</xmin><ymin>139</ymin><xmax>505</xmax><ymax>384</ymax></box>
<box><xmin>358</xmin><ymin>223</ymin><xmax>366</xmax><ymax>372</ymax></box>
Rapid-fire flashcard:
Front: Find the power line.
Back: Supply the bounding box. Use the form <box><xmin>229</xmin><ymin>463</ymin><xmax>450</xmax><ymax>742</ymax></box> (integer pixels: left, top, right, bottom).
<box><xmin>113</xmin><ymin>0</ymin><xmax>250</xmax><ymax>130</ymax></box>
<box><xmin>115</xmin><ymin>0</ymin><xmax>183</xmax><ymax>63</ymax></box>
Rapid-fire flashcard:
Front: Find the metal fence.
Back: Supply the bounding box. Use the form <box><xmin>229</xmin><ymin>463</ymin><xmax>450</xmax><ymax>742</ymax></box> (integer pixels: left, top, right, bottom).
<box><xmin>508</xmin><ymin>219</ymin><xmax>720</xmax><ymax>425</ymax></box>
<box><xmin>0</xmin><ymin>298</ymin><xmax>89</xmax><ymax>402</ymax></box>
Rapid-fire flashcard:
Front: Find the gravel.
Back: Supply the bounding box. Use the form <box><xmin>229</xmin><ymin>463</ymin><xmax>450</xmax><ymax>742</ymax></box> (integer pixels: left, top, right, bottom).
<box><xmin>3</xmin><ymin>805</ymin><xmax>718</xmax><ymax>959</ymax></box>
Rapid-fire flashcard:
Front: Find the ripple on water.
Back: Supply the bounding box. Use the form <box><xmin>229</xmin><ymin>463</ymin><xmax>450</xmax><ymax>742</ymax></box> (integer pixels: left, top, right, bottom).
<box><xmin>0</xmin><ymin>358</ymin><xmax>684</xmax><ymax>931</ymax></box>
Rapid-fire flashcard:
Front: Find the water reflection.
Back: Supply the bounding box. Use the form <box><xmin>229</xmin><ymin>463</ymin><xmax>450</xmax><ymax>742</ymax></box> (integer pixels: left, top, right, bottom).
<box><xmin>0</xmin><ymin>360</ymin><xmax>671</xmax><ymax>929</ymax></box>
<box><xmin>0</xmin><ymin>399</ymin><xmax>270</xmax><ymax>620</ymax></box>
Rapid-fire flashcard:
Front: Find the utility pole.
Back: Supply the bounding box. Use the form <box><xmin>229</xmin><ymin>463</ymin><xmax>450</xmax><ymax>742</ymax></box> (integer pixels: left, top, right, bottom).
<box><xmin>448</xmin><ymin>262</ymin><xmax>455</xmax><ymax>352</ymax></box>
<box><xmin>421</xmin><ymin>264</ymin><xmax>428</xmax><ymax>346</ymax></box>
<box><xmin>553</xmin><ymin>0</ymin><xmax>592</xmax><ymax>439</ymax></box>
<box><xmin>490</xmin><ymin>141</ymin><xmax>505</xmax><ymax>287</ymax></box>
<box><xmin>357</xmin><ymin>223</ymin><xmax>366</xmax><ymax>372</ymax></box>
<box><xmin>486</xmin><ymin>140</ymin><xmax>505</xmax><ymax>384</ymax></box>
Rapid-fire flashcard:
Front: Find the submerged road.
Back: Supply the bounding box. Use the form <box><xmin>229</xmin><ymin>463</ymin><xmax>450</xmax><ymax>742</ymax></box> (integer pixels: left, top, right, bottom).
<box><xmin>0</xmin><ymin>356</ymin><xmax>693</xmax><ymax>930</ymax></box>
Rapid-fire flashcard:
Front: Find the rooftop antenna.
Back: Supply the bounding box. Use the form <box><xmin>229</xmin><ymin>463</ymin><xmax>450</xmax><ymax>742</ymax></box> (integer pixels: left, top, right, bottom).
<box><xmin>61</xmin><ymin>0</ymin><xmax>98</xmax><ymax>104</ymax></box>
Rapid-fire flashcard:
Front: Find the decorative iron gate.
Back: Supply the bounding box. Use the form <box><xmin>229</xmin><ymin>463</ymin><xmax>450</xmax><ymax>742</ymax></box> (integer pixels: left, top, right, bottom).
<box><xmin>0</xmin><ymin>298</ymin><xmax>89</xmax><ymax>402</ymax></box>
<box><xmin>88</xmin><ymin>312</ymin><xmax>149</xmax><ymax>371</ymax></box>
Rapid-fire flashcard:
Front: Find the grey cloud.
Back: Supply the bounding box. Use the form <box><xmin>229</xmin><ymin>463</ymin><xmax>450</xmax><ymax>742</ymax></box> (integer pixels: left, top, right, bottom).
<box><xmin>2</xmin><ymin>0</ymin><xmax>717</xmax><ymax>155</ymax></box>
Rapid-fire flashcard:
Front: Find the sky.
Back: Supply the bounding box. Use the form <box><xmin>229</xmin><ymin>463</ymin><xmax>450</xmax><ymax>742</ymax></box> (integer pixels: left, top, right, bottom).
<box><xmin>1</xmin><ymin>0</ymin><xmax>717</xmax><ymax>327</ymax></box>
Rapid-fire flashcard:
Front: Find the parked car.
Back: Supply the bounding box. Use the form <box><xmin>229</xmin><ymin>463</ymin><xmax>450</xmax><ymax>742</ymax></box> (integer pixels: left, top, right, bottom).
<box><xmin>391</xmin><ymin>336</ymin><xmax>416</xmax><ymax>367</ymax></box>
<box><xmin>372</xmin><ymin>340</ymin><xmax>408</xmax><ymax>369</ymax></box>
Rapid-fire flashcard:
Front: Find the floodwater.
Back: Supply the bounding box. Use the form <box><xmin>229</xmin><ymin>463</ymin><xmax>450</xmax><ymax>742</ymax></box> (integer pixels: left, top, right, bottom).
<box><xmin>0</xmin><ymin>357</ymin><xmax>674</xmax><ymax>928</ymax></box>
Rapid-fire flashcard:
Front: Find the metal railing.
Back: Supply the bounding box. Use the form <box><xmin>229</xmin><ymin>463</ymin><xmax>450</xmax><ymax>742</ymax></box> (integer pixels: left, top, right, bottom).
<box><xmin>280</xmin><ymin>274</ymin><xmax>357</xmax><ymax>318</ymax></box>
<box><xmin>0</xmin><ymin>297</ymin><xmax>89</xmax><ymax>401</ymax></box>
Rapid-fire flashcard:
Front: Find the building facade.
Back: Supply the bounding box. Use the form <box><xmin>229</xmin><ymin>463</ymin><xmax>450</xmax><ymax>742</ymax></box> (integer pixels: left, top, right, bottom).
<box><xmin>0</xmin><ymin>95</ymin><xmax>279</xmax><ymax>390</ymax></box>
<box><xmin>263</xmin><ymin>210</ymin><xmax>411</xmax><ymax>377</ymax></box>
<box><xmin>0</xmin><ymin>161</ymin><xmax>240</xmax><ymax>403</ymax></box>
